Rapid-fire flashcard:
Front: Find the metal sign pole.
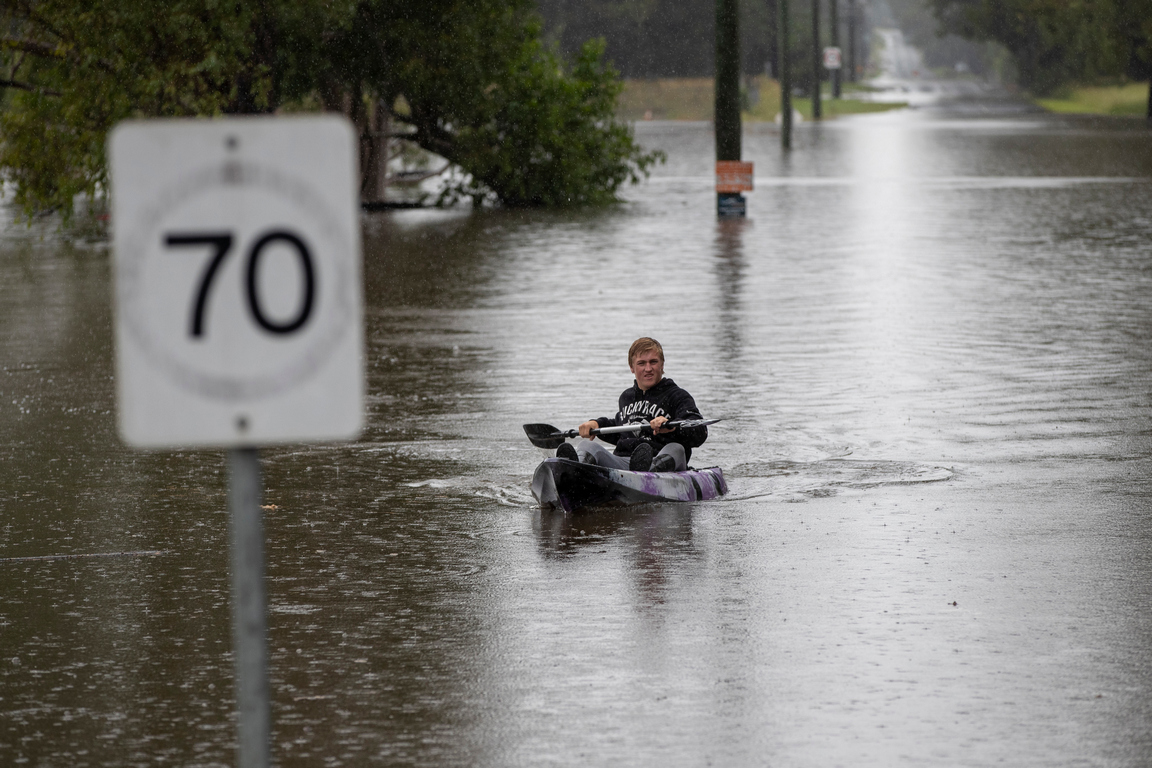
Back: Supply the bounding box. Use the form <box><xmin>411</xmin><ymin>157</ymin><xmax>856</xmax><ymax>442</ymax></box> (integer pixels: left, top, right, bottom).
<box><xmin>228</xmin><ymin>447</ymin><xmax>270</xmax><ymax>768</ymax></box>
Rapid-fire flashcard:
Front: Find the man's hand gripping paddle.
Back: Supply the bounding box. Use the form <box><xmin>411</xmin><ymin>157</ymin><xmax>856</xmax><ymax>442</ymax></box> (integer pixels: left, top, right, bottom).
<box><xmin>522</xmin><ymin>419</ymin><xmax>721</xmax><ymax>450</ymax></box>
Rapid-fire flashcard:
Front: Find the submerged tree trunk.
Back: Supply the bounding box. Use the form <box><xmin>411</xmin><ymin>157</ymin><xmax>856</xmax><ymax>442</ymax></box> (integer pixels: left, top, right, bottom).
<box><xmin>361</xmin><ymin>100</ymin><xmax>391</xmax><ymax>203</ymax></box>
<box><xmin>318</xmin><ymin>81</ymin><xmax>392</xmax><ymax>203</ymax></box>
<box><xmin>1147</xmin><ymin>80</ymin><xmax>1151</xmax><ymax>122</ymax></box>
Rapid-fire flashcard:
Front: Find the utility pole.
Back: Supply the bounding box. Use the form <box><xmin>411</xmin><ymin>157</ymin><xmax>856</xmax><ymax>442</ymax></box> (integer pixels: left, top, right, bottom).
<box><xmin>847</xmin><ymin>0</ymin><xmax>856</xmax><ymax>83</ymax></box>
<box><xmin>715</xmin><ymin>0</ymin><xmax>750</xmax><ymax>216</ymax></box>
<box><xmin>778</xmin><ymin>0</ymin><xmax>792</xmax><ymax>148</ymax></box>
<box><xmin>716</xmin><ymin>0</ymin><xmax>741</xmax><ymax>166</ymax></box>
<box><xmin>811</xmin><ymin>0</ymin><xmax>822</xmax><ymax>119</ymax></box>
<box><xmin>830</xmin><ymin>0</ymin><xmax>841</xmax><ymax>98</ymax></box>
<box><xmin>766</xmin><ymin>0</ymin><xmax>779</xmax><ymax>79</ymax></box>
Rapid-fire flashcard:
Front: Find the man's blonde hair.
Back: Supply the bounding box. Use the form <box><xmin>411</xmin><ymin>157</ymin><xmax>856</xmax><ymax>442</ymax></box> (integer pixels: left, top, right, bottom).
<box><xmin>628</xmin><ymin>337</ymin><xmax>664</xmax><ymax>366</ymax></box>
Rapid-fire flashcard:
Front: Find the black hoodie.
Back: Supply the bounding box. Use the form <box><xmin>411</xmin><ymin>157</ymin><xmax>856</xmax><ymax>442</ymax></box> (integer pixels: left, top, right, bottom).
<box><xmin>594</xmin><ymin>377</ymin><xmax>708</xmax><ymax>462</ymax></box>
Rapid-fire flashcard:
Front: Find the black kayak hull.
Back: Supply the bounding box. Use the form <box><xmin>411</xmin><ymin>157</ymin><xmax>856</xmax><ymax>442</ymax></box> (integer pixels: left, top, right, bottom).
<box><xmin>531</xmin><ymin>457</ymin><xmax>728</xmax><ymax>513</ymax></box>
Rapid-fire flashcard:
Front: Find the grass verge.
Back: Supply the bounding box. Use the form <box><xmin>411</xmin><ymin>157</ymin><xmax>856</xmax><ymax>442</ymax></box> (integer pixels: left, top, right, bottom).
<box><xmin>1035</xmin><ymin>82</ymin><xmax>1150</xmax><ymax>117</ymax></box>
<box><xmin>618</xmin><ymin>76</ymin><xmax>907</xmax><ymax>122</ymax></box>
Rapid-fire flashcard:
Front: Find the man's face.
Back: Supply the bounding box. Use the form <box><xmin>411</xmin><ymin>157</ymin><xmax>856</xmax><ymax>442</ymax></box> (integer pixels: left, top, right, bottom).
<box><xmin>629</xmin><ymin>349</ymin><xmax>664</xmax><ymax>391</ymax></box>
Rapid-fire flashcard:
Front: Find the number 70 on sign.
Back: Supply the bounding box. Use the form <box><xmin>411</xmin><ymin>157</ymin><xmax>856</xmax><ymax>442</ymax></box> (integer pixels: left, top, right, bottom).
<box><xmin>109</xmin><ymin>116</ymin><xmax>365</xmax><ymax>448</ymax></box>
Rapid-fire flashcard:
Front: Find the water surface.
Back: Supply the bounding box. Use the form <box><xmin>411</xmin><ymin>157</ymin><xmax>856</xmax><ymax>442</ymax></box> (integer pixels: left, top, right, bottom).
<box><xmin>2</xmin><ymin>99</ymin><xmax>1151</xmax><ymax>766</ymax></box>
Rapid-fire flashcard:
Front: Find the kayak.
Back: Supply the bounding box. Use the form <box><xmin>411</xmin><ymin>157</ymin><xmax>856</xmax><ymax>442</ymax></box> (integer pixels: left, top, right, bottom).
<box><xmin>531</xmin><ymin>457</ymin><xmax>728</xmax><ymax>513</ymax></box>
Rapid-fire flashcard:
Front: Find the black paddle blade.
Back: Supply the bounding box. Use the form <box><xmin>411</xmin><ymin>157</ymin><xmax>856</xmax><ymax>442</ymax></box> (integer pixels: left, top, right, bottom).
<box><xmin>523</xmin><ymin>423</ymin><xmax>570</xmax><ymax>449</ymax></box>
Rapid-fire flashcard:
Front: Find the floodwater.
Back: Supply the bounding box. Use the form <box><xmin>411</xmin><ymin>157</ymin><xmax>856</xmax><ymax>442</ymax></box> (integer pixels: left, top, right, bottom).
<box><xmin>3</xmin><ymin>93</ymin><xmax>1152</xmax><ymax>767</ymax></box>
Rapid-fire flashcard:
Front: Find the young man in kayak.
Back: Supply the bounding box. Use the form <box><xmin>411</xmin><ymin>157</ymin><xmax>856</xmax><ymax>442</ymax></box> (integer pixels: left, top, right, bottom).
<box><xmin>556</xmin><ymin>337</ymin><xmax>708</xmax><ymax>472</ymax></box>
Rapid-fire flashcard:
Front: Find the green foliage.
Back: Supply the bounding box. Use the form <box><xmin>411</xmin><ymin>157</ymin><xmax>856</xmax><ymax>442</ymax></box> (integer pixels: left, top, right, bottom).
<box><xmin>0</xmin><ymin>0</ymin><xmax>660</xmax><ymax>219</ymax></box>
<box><xmin>433</xmin><ymin>34</ymin><xmax>663</xmax><ymax>207</ymax></box>
<box><xmin>929</xmin><ymin>0</ymin><xmax>1152</xmax><ymax>94</ymax></box>
<box><xmin>331</xmin><ymin>0</ymin><xmax>662</xmax><ymax>207</ymax></box>
<box><xmin>0</xmin><ymin>0</ymin><xmax>354</xmax><ymax>218</ymax></box>
<box><xmin>1112</xmin><ymin>0</ymin><xmax>1152</xmax><ymax>81</ymax></box>
<box><xmin>431</xmin><ymin>37</ymin><xmax>663</xmax><ymax>207</ymax></box>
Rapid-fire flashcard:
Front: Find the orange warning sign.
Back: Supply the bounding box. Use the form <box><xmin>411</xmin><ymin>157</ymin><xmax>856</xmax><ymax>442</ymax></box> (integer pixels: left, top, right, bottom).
<box><xmin>716</xmin><ymin>161</ymin><xmax>754</xmax><ymax>193</ymax></box>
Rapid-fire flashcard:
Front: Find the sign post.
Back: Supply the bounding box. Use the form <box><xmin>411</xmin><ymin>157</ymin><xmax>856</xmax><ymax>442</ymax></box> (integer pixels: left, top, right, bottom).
<box><xmin>229</xmin><ymin>447</ymin><xmax>269</xmax><ymax>768</ymax></box>
<box><xmin>109</xmin><ymin>115</ymin><xmax>364</xmax><ymax>768</ymax></box>
<box><xmin>716</xmin><ymin>161</ymin><xmax>754</xmax><ymax>217</ymax></box>
<box><xmin>824</xmin><ymin>46</ymin><xmax>843</xmax><ymax>72</ymax></box>
<box><xmin>824</xmin><ymin>46</ymin><xmax>843</xmax><ymax>106</ymax></box>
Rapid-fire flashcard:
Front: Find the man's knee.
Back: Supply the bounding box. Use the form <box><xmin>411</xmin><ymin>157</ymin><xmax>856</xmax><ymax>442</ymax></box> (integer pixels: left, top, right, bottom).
<box><xmin>657</xmin><ymin>443</ymin><xmax>686</xmax><ymax>471</ymax></box>
<box><xmin>578</xmin><ymin>440</ymin><xmax>610</xmax><ymax>466</ymax></box>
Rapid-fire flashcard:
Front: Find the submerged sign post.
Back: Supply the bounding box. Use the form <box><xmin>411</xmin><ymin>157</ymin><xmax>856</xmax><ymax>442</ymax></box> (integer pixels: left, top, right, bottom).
<box><xmin>716</xmin><ymin>160</ymin><xmax>754</xmax><ymax>217</ymax></box>
<box><xmin>109</xmin><ymin>116</ymin><xmax>364</xmax><ymax>768</ymax></box>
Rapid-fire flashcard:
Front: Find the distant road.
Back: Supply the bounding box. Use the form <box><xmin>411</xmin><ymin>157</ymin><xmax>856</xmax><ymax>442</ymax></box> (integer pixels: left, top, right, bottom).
<box><xmin>865</xmin><ymin>27</ymin><xmax>1017</xmax><ymax>107</ymax></box>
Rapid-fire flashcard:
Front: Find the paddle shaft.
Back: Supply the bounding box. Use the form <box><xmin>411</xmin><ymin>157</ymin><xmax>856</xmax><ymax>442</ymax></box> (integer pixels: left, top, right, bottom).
<box><xmin>560</xmin><ymin>420</ymin><xmax>706</xmax><ymax>439</ymax></box>
<box><xmin>579</xmin><ymin>423</ymin><xmax>651</xmax><ymax>438</ymax></box>
<box><xmin>522</xmin><ymin>419</ymin><xmax>720</xmax><ymax>450</ymax></box>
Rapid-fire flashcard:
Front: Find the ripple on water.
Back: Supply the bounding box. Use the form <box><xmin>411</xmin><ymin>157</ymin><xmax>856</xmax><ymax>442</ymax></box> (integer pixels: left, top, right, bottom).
<box><xmin>728</xmin><ymin>458</ymin><xmax>955</xmax><ymax>501</ymax></box>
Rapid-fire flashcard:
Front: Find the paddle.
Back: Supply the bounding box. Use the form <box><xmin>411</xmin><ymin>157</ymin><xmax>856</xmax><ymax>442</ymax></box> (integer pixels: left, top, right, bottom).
<box><xmin>523</xmin><ymin>419</ymin><xmax>720</xmax><ymax>450</ymax></box>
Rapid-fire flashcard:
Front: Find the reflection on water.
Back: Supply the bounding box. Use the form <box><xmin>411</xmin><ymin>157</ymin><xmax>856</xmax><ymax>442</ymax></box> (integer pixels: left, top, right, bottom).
<box><xmin>534</xmin><ymin>504</ymin><xmax>698</xmax><ymax>610</ymax></box>
<box><xmin>712</xmin><ymin>218</ymin><xmax>747</xmax><ymax>361</ymax></box>
<box><xmin>2</xmin><ymin>102</ymin><xmax>1152</xmax><ymax>766</ymax></box>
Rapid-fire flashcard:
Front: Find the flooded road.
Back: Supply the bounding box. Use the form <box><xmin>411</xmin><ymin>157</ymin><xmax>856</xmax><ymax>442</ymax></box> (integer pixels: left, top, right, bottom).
<box><xmin>3</xmin><ymin>97</ymin><xmax>1152</xmax><ymax>766</ymax></box>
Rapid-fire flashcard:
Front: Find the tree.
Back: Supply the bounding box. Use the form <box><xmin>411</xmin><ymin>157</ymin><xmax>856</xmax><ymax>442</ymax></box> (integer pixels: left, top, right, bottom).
<box><xmin>537</xmin><ymin>0</ymin><xmax>779</xmax><ymax>81</ymax></box>
<box><xmin>928</xmin><ymin>0</ymin><xmax>1117</xmax><ymax>93</ymax></box>
<box><xmin>887</xmin><ymin>0</ymin><xmax>1006</xmax><ymax>77</ymax></box>
<box><xmin>0</xmin><ymin>0</ymin><xmax>661</xmax><ymax>219</ymax></box>
<box><xmin>0</xmin><ymin>0</ymin><xmax>323</xmax><ymax>216</ymax></box>
<box><xmin>333</xmin><ymin>1</ymin><xmax>661</xmax><ymax>206</ymax></box>
<box><xmin>928</xmin><ymin>0</ymin><xmax>1152</xmax><ymax>104</ymax></box>
<box><xmin>1108</xmin><ymin>0</ymin><xmax>1152</xmax><ymax>116</ymax></box>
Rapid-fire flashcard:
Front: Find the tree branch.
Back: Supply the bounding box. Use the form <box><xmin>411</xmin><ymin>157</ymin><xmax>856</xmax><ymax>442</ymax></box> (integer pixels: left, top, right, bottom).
<box><xmin>0</xmin><ymin>33</ymin><xmax>115</xmax><ymax>72</ymax></box>
<box><xmin>2</xmin><ymin>0</ymin><xmax>71</xmax><ymax>50</ymax></box>
<box><xmin>0</xmin><ymin>35</ymin><xmax>64</xmax><ymax>60</ymax></box>
<box><xmin>395</xmin><ymin>107</ymin><xmax>456</xmax><ymax>160</ymax></box>
<box><xmin>0</xmin><ymin>77</ymin><xmax>59</xmax><ymax>95</ymax></box>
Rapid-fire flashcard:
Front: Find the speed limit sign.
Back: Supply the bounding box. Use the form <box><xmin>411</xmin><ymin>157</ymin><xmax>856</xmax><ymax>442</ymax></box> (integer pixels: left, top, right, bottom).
<box><xmin>109</xmin><ymin>116</ymin><xmax>364</xmax><ymax>448</ymax></box>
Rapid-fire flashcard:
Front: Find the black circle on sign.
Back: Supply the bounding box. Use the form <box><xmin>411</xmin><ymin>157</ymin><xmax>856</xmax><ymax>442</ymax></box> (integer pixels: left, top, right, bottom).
<box><xmin>246</xmin><ymin>230</ymin><xmax>316</xmax><ymax>334</ymax></box>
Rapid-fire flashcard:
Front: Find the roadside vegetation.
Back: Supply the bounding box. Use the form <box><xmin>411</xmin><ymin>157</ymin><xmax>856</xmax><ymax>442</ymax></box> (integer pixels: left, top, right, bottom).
<box><xmin>0</xmin><ymin>0</ymin><xmax>662</xmax><ymax>221</ymax></box>
<box><xmin>616</xmin><ymin>77</ymin><xmax>905</xmax><ymax>122</ymax></box>
<box><xmin>921</xmin><ymin>0</ymin><xmax>1152</xmax><ymax>117</ymax></box>
<box><xmin>1035</xmin><ymin>82</ymin><xmax>1151</xmax><ymax>116</ymax></box>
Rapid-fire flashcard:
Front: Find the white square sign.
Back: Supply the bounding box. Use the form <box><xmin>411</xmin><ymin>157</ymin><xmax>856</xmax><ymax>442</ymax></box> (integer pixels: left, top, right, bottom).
<box><xmin>109</xmin><ymin>116</ymin><xmax>364</xmax><ymax>448</ymax></box>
